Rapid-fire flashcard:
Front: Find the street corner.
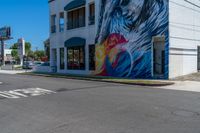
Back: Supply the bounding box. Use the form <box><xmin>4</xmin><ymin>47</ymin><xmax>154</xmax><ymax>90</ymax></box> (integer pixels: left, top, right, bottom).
<box><xmin>157</xmin><ymin>80</ymin><xmax>200</xmax><ymax>93</ymax></box>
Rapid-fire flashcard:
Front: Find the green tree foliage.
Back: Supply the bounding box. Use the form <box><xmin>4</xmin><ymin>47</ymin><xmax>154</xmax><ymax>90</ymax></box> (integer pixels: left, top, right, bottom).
<box><xmin>11</xmin><ymin>49</ymin><xmax>20</xmax><ymax>62</ymax></box>
<box><xmin>10</xmin><ymin>42</ymin><xmax>45</xmax><ymax>61</ymax></box>
<box><xmin>34</xmin><ymin>50</ymin><xmax>45</xmax><ymax>60</ymax></box>
<box><xmin>25</xmin><ymin>42</ymin><xmax>32</xmax><ymax>55</ymax></box>
<box><xmin>10</xmin><ymin>42</ymin><xmax>32</xmax><ymax>55</ymax></box>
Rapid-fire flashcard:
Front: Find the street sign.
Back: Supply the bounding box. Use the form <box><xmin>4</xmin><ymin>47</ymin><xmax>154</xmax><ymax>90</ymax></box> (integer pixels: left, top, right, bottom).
<box><xmin>0</xmin><ymin>27</ymin><xmax>11</xmax><ymax>39</ymax></box>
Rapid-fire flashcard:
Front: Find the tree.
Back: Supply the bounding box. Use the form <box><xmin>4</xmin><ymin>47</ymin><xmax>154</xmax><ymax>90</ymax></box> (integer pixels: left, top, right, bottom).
<box><xmin>34</xmin><ymin>50</ymin><xmax>45</xmax><ymax>60</ymax></box>
<box><xmin>25</xmin><ymin>42</ymin><xmax>32</xmax><ymax>56</ymax></box>
<box><xmin>10</xmin><ymin>42</ymin><xmax>34</xmax><ymax>61</ymax></box>
<box><xmin>11</xmin><ymin>49</ymin><xmax>20</xmax><ymax>63</ymax></box>
<box><xmin>10</xmin><ymin>42</ymin><xmax>32</xmax><ymax>55</ymax></box>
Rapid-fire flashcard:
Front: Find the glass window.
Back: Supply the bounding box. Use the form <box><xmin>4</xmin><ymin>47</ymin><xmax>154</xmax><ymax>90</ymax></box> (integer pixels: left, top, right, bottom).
<box><xmin>89</xmin><ymin>45</ymin><xmax>95</xmax><ymax>70</ymax></box>
<box><xmin>59</xmin><ymin>12</ymin><xmax>64</xmax><ymax>32</ymax></box>
<box><xmin>60</xmin><ymin>48</ymin><xmax>65</xmax><ymax>70</ymax></box>
<box><xmin>67</xmin><ymin>46</ymin><xmax>85</xmax><ymax>70</ymax></box>
<box><xmin>67</xmin><ymin>7</ymin><xmax>85</xmax><ymax>30</ymax></box>
<box><xmin>89</xmin><ymin>3</ymin><xmax>95</xmax><ymax>25</ymax></box>
<box><xmin>51</xmin><ymin>15</ymin><xmax>56</xmax><ymax>33</ymax></box>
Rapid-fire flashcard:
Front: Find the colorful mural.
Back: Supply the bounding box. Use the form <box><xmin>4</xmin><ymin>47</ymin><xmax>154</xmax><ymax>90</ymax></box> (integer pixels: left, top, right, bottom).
<box><xmin>95</xmin><ymin>0</ymin><xmax>169</xmax><ymax>79</ymax></box>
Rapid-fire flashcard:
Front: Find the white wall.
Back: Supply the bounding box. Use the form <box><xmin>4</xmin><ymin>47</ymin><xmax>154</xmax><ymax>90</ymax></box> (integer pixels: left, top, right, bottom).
<box><xmin>169</xmin><ymin>0</ymin><xmax>200</xmax><ymax>78</ymax></box>
<box><xmin>49</xmin><ymin>0</ymin><xmax>96</xmax><ymax>75</ymax></box>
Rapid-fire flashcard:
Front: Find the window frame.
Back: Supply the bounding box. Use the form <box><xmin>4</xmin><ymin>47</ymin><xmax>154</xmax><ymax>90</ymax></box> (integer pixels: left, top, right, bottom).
<box><xmin>67</xmin><ymin>7</ymin><xmax>86</xmax><ymax>30</ymax></box>
<box><xmin>67</xmin><ymin>46</ymin><xmax>85</xmax><ymax>70</ymax></box>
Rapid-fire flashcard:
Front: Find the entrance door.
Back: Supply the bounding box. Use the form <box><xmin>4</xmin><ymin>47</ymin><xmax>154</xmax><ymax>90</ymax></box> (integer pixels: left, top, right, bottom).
<box><xmin>198</xmin><ymin>46</ymin><xmax>200</xmax><ymax>71</ymax></box>
<box><xmin>153</xmin><ymin>37</ymin><xmax>165</xmax><ymax>76</ymax></box>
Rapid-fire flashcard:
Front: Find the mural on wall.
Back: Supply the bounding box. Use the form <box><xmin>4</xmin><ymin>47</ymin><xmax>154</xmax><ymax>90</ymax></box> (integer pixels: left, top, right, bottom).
<box><xmin>95</xmin><ymin>0</ymin><xmax>169</xmax><ymax>78</ymax></box>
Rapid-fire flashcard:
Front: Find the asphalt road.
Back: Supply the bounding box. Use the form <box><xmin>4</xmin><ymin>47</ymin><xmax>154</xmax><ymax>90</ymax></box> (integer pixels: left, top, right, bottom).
<box><xmin>0</xmin><ymin>74</ymin><xmax>200</xmax><ymax>133</ymax></box>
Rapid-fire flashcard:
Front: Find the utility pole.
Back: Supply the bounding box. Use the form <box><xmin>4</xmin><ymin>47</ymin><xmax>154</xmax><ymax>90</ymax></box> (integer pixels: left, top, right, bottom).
<box><xmin>0</xmin><ymin>26</ymin><xmax>12</xmax><ymax>67</ymax></box>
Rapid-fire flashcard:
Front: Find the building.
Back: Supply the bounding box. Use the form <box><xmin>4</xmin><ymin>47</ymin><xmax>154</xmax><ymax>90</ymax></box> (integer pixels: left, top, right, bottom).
<box><xmin>0</xmin><ymin>48</ymin><xmax>13</xmax><ymax>63</ymax></box>
<box><xmin>49</xmin><ymin>0</ymin><xmax>200</xmax><ymax>79</ymax></box>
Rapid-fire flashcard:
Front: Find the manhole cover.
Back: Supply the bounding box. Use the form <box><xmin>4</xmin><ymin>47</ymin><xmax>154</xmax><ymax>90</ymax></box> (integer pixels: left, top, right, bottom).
<box><xmin>173</xmin><ymin>110</ymin><xmax>199</xmax><ymax>117</ymax></box>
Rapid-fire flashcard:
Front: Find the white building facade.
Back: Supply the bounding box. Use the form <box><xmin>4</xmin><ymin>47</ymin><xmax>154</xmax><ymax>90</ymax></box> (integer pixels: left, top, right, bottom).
<box><xmin>49</xmin><ymin>0</ymin><xmax>200</xmax><ymax>79</ymax></box>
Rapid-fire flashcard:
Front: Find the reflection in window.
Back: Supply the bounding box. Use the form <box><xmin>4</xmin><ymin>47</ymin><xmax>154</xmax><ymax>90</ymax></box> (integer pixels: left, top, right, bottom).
<box><xmin>59</xmin><ymin>12</ymin><xmax>64</xmax><ymax>32</ymax></box>
<box><xmin>67</xmin><ymin>46</ymin><xmax>85</xmax><ymax>70</ymax></box>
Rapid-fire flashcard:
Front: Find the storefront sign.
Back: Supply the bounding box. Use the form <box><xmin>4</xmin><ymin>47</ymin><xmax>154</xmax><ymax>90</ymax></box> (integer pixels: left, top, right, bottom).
<box><xmin>0</xmin><ymin>27</ymin><xmax>11</xmax><ymax>39</ymax></box>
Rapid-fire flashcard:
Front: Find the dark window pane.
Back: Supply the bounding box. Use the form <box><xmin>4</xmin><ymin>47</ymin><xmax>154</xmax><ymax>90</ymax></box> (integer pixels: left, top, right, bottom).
<box><xmin>60</xmin><ymin>48</ymin><xmax>65</xmax><ymax>70</ymax></box>
<box><xmin>89</xmin><ymin>3</ymin><xmax>95</xmax><ymax>25</ymax></box>
<box><xmin>89</xmin><ymin>45</ymin><xmax>95</xmax><ymax>70</ymax></box>
<box><xmin>67</xmin><ymin>7</ymin><xmax>85</xmax><ymax>29</ymax></box>
<box><xmin>67</xmin><ymin>12</ymin><xmax>73</xmax><ymax>29</ymax></box>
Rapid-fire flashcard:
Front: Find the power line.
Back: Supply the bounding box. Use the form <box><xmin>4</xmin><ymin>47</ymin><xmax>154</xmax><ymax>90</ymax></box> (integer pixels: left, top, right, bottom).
<box><xmin>170</xmin><ymin>24</ymin><xmax>200</xmax><ymax>33</ymax></box>
<box><xmin>170</xmin><ymin>1</ymin><xmax>200</xmax><ymax>13</ymax></box>
<box><xmin>170</xmin><ymin>36</ymin><xmax>200</xmax><ymax>42</ymax></box>
<box><xmin>170</xmin><ymin>22</ymin><xmax>200</xmax><ymax>28</ymax></box>
<box><xmin>184</xmin><ymin>0</ymin><xmax>200</xmax><ymax>9</ymax></box>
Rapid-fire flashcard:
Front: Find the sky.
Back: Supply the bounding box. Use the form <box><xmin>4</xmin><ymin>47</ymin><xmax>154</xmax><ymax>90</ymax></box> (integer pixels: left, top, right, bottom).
<box><xmin>0</xmin><ymin>0</ymin><xmax>49</xmax><ymax>50</ymax></box>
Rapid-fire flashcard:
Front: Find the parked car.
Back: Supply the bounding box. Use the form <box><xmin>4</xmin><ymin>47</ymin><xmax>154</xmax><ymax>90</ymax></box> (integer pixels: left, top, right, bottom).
<box><xmin>34</xmin><ymin>61</ymin><xmax>43</xmax><ymax>66</ymax></box>
<box><xmin>33</xmin><ymin>62</ymin><xmax>51</xmax><ymax>73</ymax></box>
<box><xmin>23</xmin><ymin>61</ymin><xmax>34</xmax><ymax>69</ymax></box>
<box><xmin>41</xmin><ymin>62</ymin><xmax>50</xmax><ymax>66</ymax></box>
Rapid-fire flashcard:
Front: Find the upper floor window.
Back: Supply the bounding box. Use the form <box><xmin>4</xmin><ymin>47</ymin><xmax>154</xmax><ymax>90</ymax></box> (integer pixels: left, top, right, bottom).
<box><xmin>67</xmin><ymin>7</ymin><xmax>85</xmax><ymax>30</ymax></box>
<box><xmin>59</xmin><ymin>12</ymin><xmax>64</xmax><ymax>32</ymax></box>
<box><xmin>89</xmin><ymin>3</ymin><xmax>95</xmax><ymax>25</ymax></box>
<box><xmin>51</xmin><ymin>14</ymin><xmax>56</xmax><ymax>33</ymax></box>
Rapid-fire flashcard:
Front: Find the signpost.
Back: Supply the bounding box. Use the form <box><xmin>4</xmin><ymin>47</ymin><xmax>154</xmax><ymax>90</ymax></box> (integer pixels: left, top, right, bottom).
<box><xmin>0</xmin><ymin>26</ymin><xmax>12</xmax><ymax>66</ymax></box>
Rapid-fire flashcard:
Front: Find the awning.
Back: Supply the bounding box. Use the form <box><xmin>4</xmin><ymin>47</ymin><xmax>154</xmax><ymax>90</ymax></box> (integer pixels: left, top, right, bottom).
<box><xmin>64</xmin><ymin>37</ymin><xmax>86</xmax><ymax>47</ymax></box>
<box><xmin>64</xmin><ymin>0</ymin><xmax>86</xmax><ymax>11</ymax></box>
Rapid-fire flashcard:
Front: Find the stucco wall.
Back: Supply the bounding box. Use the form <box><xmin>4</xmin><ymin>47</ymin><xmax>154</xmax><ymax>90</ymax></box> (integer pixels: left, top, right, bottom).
<box><xmin>169</xmin><ymin>0</ymin><xmax>200</xmax><ymax>78</ymax></box>
<box><xmin>49</xmin><ymin>0</ymin><xmax>96</xmax><ymax>75</ymax></box>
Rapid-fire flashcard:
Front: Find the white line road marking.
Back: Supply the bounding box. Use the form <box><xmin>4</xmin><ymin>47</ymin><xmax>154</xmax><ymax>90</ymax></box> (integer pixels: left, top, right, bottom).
<box><xmin>0</xmin><ymin>88</ymin><xmax>56</xmax><ymax>99</ymax></box>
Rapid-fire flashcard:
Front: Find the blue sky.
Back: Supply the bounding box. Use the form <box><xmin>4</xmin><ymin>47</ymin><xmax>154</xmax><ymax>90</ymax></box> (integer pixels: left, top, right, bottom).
<box><xmin>0</xmin><ymin>0</ymin><xmax>49</xmax><ymax>50</ymax></box>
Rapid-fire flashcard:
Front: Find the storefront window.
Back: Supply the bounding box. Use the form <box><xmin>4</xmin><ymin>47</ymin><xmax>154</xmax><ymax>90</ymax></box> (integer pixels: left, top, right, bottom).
<box><xmin>67</xmin><ymin>46</ymin><xmax>85</xmax><ymax>70</ymax></box>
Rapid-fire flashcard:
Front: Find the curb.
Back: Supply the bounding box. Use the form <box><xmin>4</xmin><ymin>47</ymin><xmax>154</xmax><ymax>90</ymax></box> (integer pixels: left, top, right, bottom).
<box><xmin>19</xmin><ymin>73</ymin><xmax>175</xmax><ymax>87</ymax></box>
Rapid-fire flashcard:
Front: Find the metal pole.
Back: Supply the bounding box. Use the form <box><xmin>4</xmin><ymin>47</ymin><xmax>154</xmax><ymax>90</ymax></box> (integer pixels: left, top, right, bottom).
<box><xmin>1</xmin><ymin>39</ymin><xmax>5</xmax><ymax>66</ymax></box>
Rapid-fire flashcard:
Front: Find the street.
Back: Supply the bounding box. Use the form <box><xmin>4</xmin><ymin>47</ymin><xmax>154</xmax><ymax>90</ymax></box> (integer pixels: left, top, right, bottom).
<box><xmin>0</xmin><ymin>74</ymin><xmax>200</xmax><ymax>133</ymax></box>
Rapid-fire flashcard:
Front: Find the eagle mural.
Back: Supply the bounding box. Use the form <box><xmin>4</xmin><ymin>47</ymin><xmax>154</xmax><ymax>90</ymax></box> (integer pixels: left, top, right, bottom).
<box><xmin>95</xmin><ymin>0</ymin><xmax>169</xmax><ymax>79</ymax></box>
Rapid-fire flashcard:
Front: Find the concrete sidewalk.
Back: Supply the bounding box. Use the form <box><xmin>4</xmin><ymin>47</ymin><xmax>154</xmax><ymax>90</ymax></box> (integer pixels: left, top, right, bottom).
<box><xmin>158</xmin><ymin>81</ymin><xmax>200</xmax><ymax>92</ymax></box>
<box><xmin>0</xmin><ymin>70</ymin><xmax>32</xmax><ymax>74</ymax></box>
